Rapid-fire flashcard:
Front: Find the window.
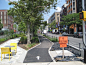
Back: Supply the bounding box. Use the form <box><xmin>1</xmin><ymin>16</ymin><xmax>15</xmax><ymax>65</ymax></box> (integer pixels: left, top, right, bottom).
<box><xmin>4</xmin><ymin>16</ymin><xmax>6</xmax><ymax>19</ymax></box>
<box><xmin>4</xmin><ymin>20</ymin><xmax>6</xmax><ymax>24</ymax></box>
<box><xmin>73</xmin><ymin>2</ymin><xmax>75</xmax><ymax>6</ymax></box>
<box><xmin>57</xmin><ymin>14</ymin><xmax>59</xmax><ymax>16</ymax></box>
<box><xmin>69</xmin><ymin>6</ymin><xmax>70</xmax><ymax>9</ymax></box>
<box><xmin>73</xmin><ymin>8</ymin><xmax>75</xmax><ymax>10</ymax></box>
<box><xmin>1</xmin><ymin>16</ymin><xmax>2</xmax><ymax>19</ymax></box>
<box><xmin>73</xmin><ymin>10</ymin><xmax>75</xmax><ymax>12</ymax></box>
<box><xmin>71</xmin><ymin>0</ymin><xmax>72</xmax><ymax>2</ymax></box>
<box><xmin>1</xmin><ymin>12</ymin><xmax>2</xmax><ymax>15</ymax></box>
<box><xmin>4</xmin><ymin>12</ymin><xmax>6</xmax><ymax>15</ymax></box>
<box><xmin>57</xmin><ymin>17</ymin><xmax>59</xmax><ymax>22</ymax></box>
<box><xmin>1</xmin><ymin>19</ymin><xmax>2</xmax><ymax>23</ymax></box>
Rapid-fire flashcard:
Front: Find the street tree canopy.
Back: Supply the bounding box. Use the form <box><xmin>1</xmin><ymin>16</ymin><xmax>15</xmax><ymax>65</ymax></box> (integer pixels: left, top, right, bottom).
<box><xmin>60</xmin><ymin>13</ymin><xmax>82</xmax><ymax>26</ymax></box>
<box><xmin>41</xmin><ymin>21</ymin><xmax>47</xmax><ymax>29</ymax></box>
<box><xmin>8</xmin><ymin>0</ymin><xmax>57</xmax><ymax>44</ymax></box>
<box><xmin>18</xmin><ymin>21</ymin><xmax>27</xmax><ymax>33</ymax></box>
<box><xmin>48</xmin><ymin>20</ymin><xmax>56</xmax><ymax>29</ymax></box>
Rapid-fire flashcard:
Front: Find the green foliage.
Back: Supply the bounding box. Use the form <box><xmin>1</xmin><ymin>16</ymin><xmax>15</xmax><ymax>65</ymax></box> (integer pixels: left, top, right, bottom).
<box><xmin>41</xmin><ymin>21</ymin><xmax>47</xmax><ymax>29</ymax></box>
<box><xmin>43</xmin><ymin>35</ymin><xmax>58</xmax><ymax>42</ymax></box>
<box><xmin>31</xmin><ymin>36</ymin><xmax>39</xmax><ymax>43</ymax></box>
<box><xmin>0</xmin><ymin>19</ymin><xmax>3</xmax><ymax>30</ymax></box>
<box><xmin>18</xmin><ymin>21</ymin><xmax>27</xmax><ymax>33</ymax></box>
<box><xmin>0</xmin><ymin>30</ymin><xmax>4</xmax><ymax>35</ymax></box>
<box><xmin>0</xmin><ymin>38</ymin><xmax>7</xmax><ymax>43</ymax></box>
<box><xmin>63</xmin><ymin>28</ymin><xmax>66</xmax><ymax>32</ymax></box>
<box><xmin>48</xmin><ymin>20</ymin><xmax>56</xmax><ymax>29</ymax></box>
<box><xmin>28</xmin><ymin>43</ymin><xmax>36</xmax><ymax>48</ymax></box>
<box><xmin>13</xmin><ymin>23</ymin><xmax>17</xmax><ymax>29</ymax></box>
<box><xmin>19</xmin><ymin>36</ymin><xmax>27</xmax><ymax>44</ymax></box>
<box><xmin>9</xmin><ymin>30</ymin><xmax>14</xmax><ymax>35</ymax></box>
<box><xmin>8</xmin><ymin>0</ymin><xmax>57</xmax><ymax>44</ymax></box>
<box><xmin>20</xmin><ymin>36</ymin><xmax>24</xmax><ymax>44</ymax></box>
<box><xmin>60</xmin><ymin>13</ymin><xmax>82</xmax><ymax>26</ymax></box>
<box><xmin>49</xmin><ymin>38</ymin><xmax>58</xmax><ymax>42</ymax></box>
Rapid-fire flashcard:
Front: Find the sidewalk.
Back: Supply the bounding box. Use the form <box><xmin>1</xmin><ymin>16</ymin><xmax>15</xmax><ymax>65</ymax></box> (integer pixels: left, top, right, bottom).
<box><xmin>0</xmin><ymin>37</ymin><xmax>27</xmax><ymax>64</ymax></box>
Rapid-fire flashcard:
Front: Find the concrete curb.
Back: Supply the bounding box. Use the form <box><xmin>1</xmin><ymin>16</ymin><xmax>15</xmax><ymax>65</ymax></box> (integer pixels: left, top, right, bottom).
<box><xmin>16</xmin><ymin>46</ymin><xmax>27</xmax><ymax>63</ymax></box>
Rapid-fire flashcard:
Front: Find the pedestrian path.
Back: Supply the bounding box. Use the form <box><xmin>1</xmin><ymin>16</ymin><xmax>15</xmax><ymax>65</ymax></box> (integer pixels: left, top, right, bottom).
<box><xmin>0</xmin><ymin>37</ymin><xmax>27</xmax><ymax>64</ymax></box>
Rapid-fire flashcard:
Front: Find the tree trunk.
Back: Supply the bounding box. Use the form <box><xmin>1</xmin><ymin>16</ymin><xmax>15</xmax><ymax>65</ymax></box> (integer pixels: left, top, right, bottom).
<box><xmin>27</xmin><ymin>25</ymin><xmax>31</xmax><ymax>44</ymax></box>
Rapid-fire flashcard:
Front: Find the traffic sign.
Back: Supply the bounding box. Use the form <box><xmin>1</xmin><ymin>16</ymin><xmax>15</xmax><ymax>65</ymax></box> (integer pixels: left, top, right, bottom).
<box><xmin>59</xmin><ymin>36</ymin><xmax>68</xmax><ymax>44</ymax></box>
<box><xmin>59</xmin><ymin>36</ymin><xmax>68</xmax><ymax>47</ymax></box>
<box><xmin>59</xmin><ymin>36</ymin><xmax>68</xmax><ymax>59</ymax></box>
<box><xmin>79</xmin><ymin>11</ymin><xmax>86</xmax><ymax>21</ymax></box>
<box><xmin>60</xmin><ymin>43</ymin><xmax>67</xmax><ymax>47</ymax></box>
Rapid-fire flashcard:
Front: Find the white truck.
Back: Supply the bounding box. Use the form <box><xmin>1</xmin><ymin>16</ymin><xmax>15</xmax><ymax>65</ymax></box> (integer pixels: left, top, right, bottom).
<box><xmin>43</xmin><ymin>30</ymin><xmax>47</xmax><ymax>34</ymax></box>
<box><xmin>52</xmin><ymin>29</ymin><xmax>55</xmax><ymax>34</ymax></box>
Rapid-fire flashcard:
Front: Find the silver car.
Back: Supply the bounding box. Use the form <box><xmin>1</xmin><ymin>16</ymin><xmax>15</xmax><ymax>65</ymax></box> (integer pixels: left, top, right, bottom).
<box><xmin>74</xmin><ymin>32</ymin><xmax>83</xmax><ymax>38</ymax></box>
<box><xmin>62</xmin><ymin>32</ymin><xmax>68</xmax><ymax>36</ymax></box>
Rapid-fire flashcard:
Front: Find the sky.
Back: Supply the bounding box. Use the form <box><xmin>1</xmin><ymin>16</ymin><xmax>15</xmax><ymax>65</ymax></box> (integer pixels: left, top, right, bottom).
<box><xmin>0</xmin><ymin>0</ymin><xmax>66</xmax><ymax>21</ymax></box>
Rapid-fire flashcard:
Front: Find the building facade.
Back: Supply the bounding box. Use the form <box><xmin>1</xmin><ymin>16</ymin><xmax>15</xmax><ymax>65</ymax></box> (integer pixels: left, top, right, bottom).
<box><xmin>60</xmin><ymin>3</ymin><xmax>68</xmax><ymax>33</ymax></box>
<box><xmin>0</xmin><ymin>10</ymin><xmax>13</xmax><ymax>30</ymax></box>
<box><xmin>48</xmin><ymin>12</ymin><xmax>60</xmax><ymax>24</ymax></box>
<box><xmin>65</xmin><ymin>0</ymin><xmax>79</xmax><ymax>34</ymax></box>
<box><xmin>66</xmin><ymin>0</ymin><xmax>77</xmax><ymax>15</ymax></box>
<box><xmin>48</xmin><ymin>12</ymin><xmax>60</xmax><ymax>33</ymax></box>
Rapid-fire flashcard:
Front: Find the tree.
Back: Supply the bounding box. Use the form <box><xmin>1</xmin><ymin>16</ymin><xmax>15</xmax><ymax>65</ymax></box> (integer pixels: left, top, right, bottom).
<box><xmin>63</xmin><ymin>28</ymin><xmax>66</xmax><ymax>32</ymax></box>
<box><xmin>13</xmin><ymin>23</ymin><xmax>17</xmax><ymax>30</ymax></box>
<box><xmin>18</xmin><ymin>21</ymin><xmax>27</xmax><ymax>33</ymax></box>
<box><xmin>41</xmin><ymin>21</ymin><xmax>47</xmax><ymax>29</ymax></box>
<box><xmin>0</xmin><ymin>19</ymin><xmax>3</xmax><ymax>30</ymax></box>
<box><xmin>60</xmin><ymin>13</ymin><xmax>82</xmax><ymax>26</ymax></box>
<box><xmin>48</xmin><ymin>20</ymin><xmax>56</xmax><ymax>29</ymax></box>
<box><xmin>8</xmin><ymin>0</ymin><xmax>57</xmax><ymax>44</ymax></box>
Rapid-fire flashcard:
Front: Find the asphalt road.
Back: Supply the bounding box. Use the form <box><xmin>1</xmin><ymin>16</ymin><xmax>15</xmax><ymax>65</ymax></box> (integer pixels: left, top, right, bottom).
<box><xmin>23</xmin><ymin>34</ymin><xmax>53</xmax><ymax>63</ymax></box>
<box><xmin>46</xmin><ymin>33</ymin><xmax>83</xmax><ymax>48</ymax></box>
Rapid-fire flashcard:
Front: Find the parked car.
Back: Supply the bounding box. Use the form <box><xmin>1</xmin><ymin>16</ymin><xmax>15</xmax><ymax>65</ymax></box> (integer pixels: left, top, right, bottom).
<box><xmin>62</xmin><ymin>32</ymin><xmax>68</xmax><ymax>36</ymax></box>
<box><xmin>73</xmin><ymin>32</ymin><xmax>83</xmax><ymax>38</ymax></box>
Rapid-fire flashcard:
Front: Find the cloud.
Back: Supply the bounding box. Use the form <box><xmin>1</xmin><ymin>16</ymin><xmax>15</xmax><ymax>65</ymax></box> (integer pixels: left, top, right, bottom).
<box><xmin>55</xmin><ymin>7</ymin><xmax>62</xmax><ymax>12</ymax></box>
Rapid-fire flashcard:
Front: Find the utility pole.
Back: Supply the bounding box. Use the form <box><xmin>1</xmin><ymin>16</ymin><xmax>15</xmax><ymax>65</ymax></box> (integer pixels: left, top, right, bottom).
<box><xmin>82</xmin><ymin>0</ymin><xmax>85</xmax><ymax>48</ymax></box>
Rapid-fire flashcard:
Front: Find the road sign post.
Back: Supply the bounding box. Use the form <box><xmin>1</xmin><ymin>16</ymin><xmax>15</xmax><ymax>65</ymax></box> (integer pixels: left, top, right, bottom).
<box><xmin>59</xmin><ymin>36</ymin><xmax>68</xmax><ymax>59</ymax></box>
<box><xmin>62</xmin><ymin>47</ymin><xmax>64</xmax><ymax>59</ymax></box>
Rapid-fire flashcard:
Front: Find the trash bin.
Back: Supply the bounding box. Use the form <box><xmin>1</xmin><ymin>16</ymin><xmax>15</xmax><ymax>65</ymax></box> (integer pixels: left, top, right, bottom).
<box><xmin>84</xmin><ymin>48</ymin><xmax>86</xmax><ymax>63</ymax></box>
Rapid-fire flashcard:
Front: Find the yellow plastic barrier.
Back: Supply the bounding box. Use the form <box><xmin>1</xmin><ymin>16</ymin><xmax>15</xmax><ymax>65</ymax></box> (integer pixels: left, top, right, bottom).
<box><xmin>10</xmin><ymin>43</ymin><xmax>17</xmax><ymax>54</ymax></box>
<box><xmin>1</xmin><ymin>47</ymin><xmax>12</xmax><ymax>61</ymax></box>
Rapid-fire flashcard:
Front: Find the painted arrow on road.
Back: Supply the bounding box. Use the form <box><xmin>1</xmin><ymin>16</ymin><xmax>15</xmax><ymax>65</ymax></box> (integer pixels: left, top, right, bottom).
<box><xmin>36</xmin><ymin>56</ymin><xmax>40</xmax><ymax>60</ymax></box>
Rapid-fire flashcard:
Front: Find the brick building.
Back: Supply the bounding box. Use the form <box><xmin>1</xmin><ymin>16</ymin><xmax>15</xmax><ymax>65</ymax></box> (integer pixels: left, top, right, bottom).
<box><xmin>0</xmin><ymin>10</ymin><xmax>13</xmax><ymax>30</ymax></box>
